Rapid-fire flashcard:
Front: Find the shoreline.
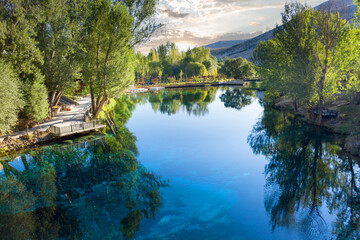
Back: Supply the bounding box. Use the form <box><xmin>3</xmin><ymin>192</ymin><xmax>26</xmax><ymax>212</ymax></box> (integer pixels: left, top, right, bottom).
<box><xmin>129</xmin><ymin>79</ymin><xmax>253</xmax><ymax>92</ymax></box>
<box><xmin>0</xmin><ymin>131</ymin><xmax>105</xmax><ymax>158</ymax></box>
<box><xmin>271</xmin><ymin>98</ymin><xmax>360</xmax><ymax>157</ymax></box>
<box><xmin>2</xmin><ymin>85</ymin><xmax>358</xmax><ymax>157</ymax></box>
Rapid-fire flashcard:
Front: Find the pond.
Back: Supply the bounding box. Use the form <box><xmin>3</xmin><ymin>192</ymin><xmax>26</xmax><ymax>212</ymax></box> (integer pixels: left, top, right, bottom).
<box><xmin>0</xmin><ymin>87</ymin><xmax>359</xmax><ymax>240</ymax></box>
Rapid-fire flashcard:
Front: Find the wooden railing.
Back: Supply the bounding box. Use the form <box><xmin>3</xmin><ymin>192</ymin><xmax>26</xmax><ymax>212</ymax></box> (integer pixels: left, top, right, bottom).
<box><xmin>50</xmin><ymin>119</ymin><xmax>106</xmax><ymax>137</ymax></box>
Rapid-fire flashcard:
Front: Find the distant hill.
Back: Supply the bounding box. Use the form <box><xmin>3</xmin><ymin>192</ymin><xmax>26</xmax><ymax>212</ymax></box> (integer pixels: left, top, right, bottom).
<box><xmin>211</xmin><ymin>0</ymin><xmax>357</xmax><ymax>60</ymax></box>
<box><xmin>315</xmin><ymin>0</ymin><xmax>357</xmax><ymax>20</ymax></box>
<box><xmin>204</xmin><ymin>40</ymin><xmax>247</xmax><ymax>49</ymax></box>
<box><xmin>211</xmin><ymin>30</ymin><xmax>274</xmax><ymax>60</ymax></box>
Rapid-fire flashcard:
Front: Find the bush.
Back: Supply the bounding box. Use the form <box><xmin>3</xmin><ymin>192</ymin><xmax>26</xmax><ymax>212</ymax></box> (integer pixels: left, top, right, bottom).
<box><xmin>0</xmin><ymin>61</ymin><xmax>24</xmax><ymax>134</ymax></box>
<box><xmin>23</xmin><ymin>70</ymin><xmax>49</xmax><ymax>122</ymax></box>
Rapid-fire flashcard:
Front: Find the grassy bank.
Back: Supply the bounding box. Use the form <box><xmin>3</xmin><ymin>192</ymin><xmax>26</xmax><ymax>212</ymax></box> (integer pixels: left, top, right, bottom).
<box><xmin>271</xmin><ymin>95</ymin><xmax>360</xmax><ymax>156</ymax></box>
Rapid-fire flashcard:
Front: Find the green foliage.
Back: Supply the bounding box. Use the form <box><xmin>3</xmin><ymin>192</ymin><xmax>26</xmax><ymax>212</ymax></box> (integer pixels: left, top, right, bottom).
<box><xmin>248</xmin><ymin>106</ymin><xmax>360</xmax><ymax>238</ymax></box>
<box><xmin>219</xmin><ymin>88</ymin><xmax>255</xmax><ymax>110</ymax></box>
<box><xmin>82</xmin><ymin>0</ymin><xmax>135</xmax><ymax>117</ymax></box>
<box><xmin>252</xmin><ymin>2</ymin><xmax>359</xmax><ymax>124</ymax></box>
<box><xmin>0</xmin><ymin>0</ymin><xmax>45</xmax><ymax>75</ymax></box>
<box><xmin>23</xmin><ymin>71</ymin><xmax>49</xmax><ymax>122</ymax></box>
<box><xmin>37</xmin><ymin>0</ymin><xmax>85</xmax><ymax>102</ymax></box>
<box><xmin>0</xmin><ymin>61</ymin><xmax>24</xmax><ymax>133</ymax></box>
<box><xmin>135</xmin><ymin>43</ymin><xmax>219</xmax><ymax>83</ymax></box>
<box><xmin>0</xmin><ymin>109</ymin><xmax>169</xmax><ymax>238</ymax></box>
<box><xmin>203</xmin><ymin>56</ymin><xmax>218</xmax><ymax>75</ymax></box>
<box><xmin>0</xmin><ymin>0</ymin><xmax>159</xmax><ymax>129</ymax></box>
<box><xmin>26</xmin><ymin>133</ymin><xmax>34</xmax><ymax>140</ymax></box>
<box><xmin>219</xmin><ymin>57</ymin><xmax>256</xmax><ymax>79</ymax></box>
<box><xmin>125</xmin><ymin>0</ymin><xmax>161</xmax><ymax>46</ymax></box>
<box><xmin>145</xmin><ymin>88</ymin><xmax>217</xmax><ymax>116</ymax></box>
<box><xmin>185</xmin><ymin>62</ymin><xmax>207</xmax><ymax>77</ymax></box>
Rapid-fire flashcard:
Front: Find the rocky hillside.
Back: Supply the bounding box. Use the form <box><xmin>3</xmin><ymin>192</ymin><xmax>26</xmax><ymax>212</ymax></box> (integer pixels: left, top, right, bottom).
<box><xmin>211</xmin><ymin>0</ymin><xmax>357</xmax><ymax>60</ymax></box>
<box><xmin>204</xmin><ymin>40</ymin><xmax>246</xmax><ymax>49</ymax></box>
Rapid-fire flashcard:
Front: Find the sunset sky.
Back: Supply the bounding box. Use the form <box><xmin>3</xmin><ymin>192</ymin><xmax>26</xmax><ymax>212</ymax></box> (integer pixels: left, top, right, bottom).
<box><xmin>138</xmin><ymin>0</ymin><xmax>328</xmax><ymax>53</ymax></box>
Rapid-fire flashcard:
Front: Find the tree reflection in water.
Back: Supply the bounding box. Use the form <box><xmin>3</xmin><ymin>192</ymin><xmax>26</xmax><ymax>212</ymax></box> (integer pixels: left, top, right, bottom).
<box><xmin>247</xmin><ymin>108</ymin><xmax>360</xmax><ymax>239</ymax></box>
<box><xmin>219</xmin><ymin>87</ymin><xmax>255</xmax><ymax>110</ymax></box>
<box><xmin>0</xmin><ymin>96</ymin><xmax>169</xmax><ymax>240</ymax></box>
<box><xmin>147</xmin><ymin>87</ymin><xmax>217</xmax><ymax>116</ymax></box>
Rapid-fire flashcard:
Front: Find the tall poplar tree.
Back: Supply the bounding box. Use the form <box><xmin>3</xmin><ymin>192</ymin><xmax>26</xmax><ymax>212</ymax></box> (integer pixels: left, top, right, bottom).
<box><xmin>83</xmin><ymin>0</ymin><xmax>135</xmax><ymax>118</ymax></box>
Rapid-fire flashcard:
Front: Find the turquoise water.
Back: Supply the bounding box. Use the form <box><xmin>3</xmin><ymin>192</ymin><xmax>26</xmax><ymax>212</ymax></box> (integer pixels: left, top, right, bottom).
<box><xmin>0</xmin><ymin>87</ymin><xmax>359</xmax><ymax>239</ymax></box>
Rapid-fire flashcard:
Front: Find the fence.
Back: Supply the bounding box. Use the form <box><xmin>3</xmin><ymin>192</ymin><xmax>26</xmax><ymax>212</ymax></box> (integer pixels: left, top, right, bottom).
<box><xmin>50</xmin><ymin>119</ymin><xmax>106</xmax><ymax>137</ymax></box>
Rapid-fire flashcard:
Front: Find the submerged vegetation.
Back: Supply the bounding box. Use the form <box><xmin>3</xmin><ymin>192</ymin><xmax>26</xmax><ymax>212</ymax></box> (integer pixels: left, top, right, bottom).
<box><xmin>1</xmin><ymin>87</ymin><xmax>359</xmax><ymax>239</ymax></box>
<box><xmin>0</xmin><ymin>93</ymin><xmax>169</xmax><ymax>239</ymax></box>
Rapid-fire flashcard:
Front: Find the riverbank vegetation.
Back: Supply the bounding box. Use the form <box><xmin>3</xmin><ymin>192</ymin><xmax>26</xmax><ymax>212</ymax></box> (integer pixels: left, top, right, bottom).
<box><xmin>252</xmin><ymin>2</ymin><xmax>360</xmax><ymax>127</ymax></box>
<box><xmin>134</xmin><ymin>42</ymin><xmax>256</xmax><ymax>84</ymax></box>
<box><xmin>0</xmin><ymin>0</ymin><xmax>158</xmax><ymax>134</ymax></box>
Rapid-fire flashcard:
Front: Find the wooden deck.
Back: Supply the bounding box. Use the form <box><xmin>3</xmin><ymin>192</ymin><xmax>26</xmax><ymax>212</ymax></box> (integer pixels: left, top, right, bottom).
<box><xmin>50</xmin><ymin>120</ymin><xmax>106</xmax><ymax>137</ymax></box>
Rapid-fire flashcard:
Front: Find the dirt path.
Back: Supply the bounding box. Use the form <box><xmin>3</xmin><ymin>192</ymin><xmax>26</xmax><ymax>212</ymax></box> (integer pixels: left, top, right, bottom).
<box><xmin>0</xmin><ymin>97</ymin><xmax>91</xmax><ymax>142</ymax></box>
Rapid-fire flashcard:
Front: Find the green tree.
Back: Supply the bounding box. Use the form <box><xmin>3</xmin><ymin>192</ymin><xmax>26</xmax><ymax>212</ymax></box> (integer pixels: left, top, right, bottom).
<box><xmin>179</xmin><ymin>69</ymin><xmax>184</xmax><ymax>81</ymax></box>
<box><xmin>247</xmin><ymin>107</ymin><xmax>344</xmax><ymax>234</ymax></box>
<box><xmin>82</xmin><ymin>0</ymin><xmax>135</xmax><ymax>118</ymax></box>
<box><xmin>37</xmin><ymin>0</ymin><xmax>85</xmax><ymax>112</ymax></box>
<box><xmin>220</xmin><ymin>57</ymin><xmax>256</xmax><ymax>79</ymax></box>
<box><xmin>0</xmin><ymin>0</ymin><xmax>50</xmax><ymax>123</ymax></box>
<box><xmin>0</xmin><ymin>61</ymin><xmax>24</xmax><ymax>133</ymax></box>
<box><xmin>23</xmin><ymin>71</ymin><xmax>49</xmax><ymax>122</ymax></box>
<box><xmin>252</xmin><ymin>2</ymin><xmax>357</xmax><ymax>125</ymax></box>
<box><xmin>252</xmin><ymin>3</ymin><xmax>315</xmax><ymax>112</ymax></box>
<box><xmin>219</xmin><ymin>88</ymin><xmax>255</xmax><ymax>110</ymax></box>
<box><xmin>125</xmin><ymin>0</ymin><xmax>162</xmax><ymax>47</ymax></box>
<box><xmin>310</xmin><ymin>7</ymin><xmax>352</xmax><ymax>125</ymax></box>
<box><xmin>185</xmin><ymin>62</ymin><xmax>207</xmax><ymax>78</ymax></box>
<box><xmin>158</xmin><ymin>70</ymin><xmax>163</xmax><ymax>81</ymax></box>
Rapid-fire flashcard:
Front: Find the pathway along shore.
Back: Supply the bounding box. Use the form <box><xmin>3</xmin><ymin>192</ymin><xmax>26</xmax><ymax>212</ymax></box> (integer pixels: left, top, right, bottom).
<box><xmin>0</xmin><ymin>97</ymin><xmax>92</xmax><ymax>153</ymax></box>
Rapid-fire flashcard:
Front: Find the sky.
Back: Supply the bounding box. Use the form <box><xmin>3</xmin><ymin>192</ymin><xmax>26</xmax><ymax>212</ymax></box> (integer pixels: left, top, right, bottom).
<box><xmin>137</xmin><ymin>0</ymin><xmax>328</xmax><ymax>53</ymax></box>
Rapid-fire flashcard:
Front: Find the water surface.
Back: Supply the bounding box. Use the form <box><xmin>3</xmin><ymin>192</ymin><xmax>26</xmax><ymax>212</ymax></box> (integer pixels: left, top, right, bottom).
<box><xmin>0</xmin><ymin>87</ymin><xmax>359</xmax><ymax>239</ymax></box>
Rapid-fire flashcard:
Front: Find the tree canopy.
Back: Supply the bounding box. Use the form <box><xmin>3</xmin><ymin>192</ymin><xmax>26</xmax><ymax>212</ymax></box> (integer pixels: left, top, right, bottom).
<box><xmin>252</xmin><ymin>2</ymin><xmax>360</xmax><ymax>125</ymax></box>
<box><xmin>0</xmin><ymin>60</ymin><xmax>24</xmax><ymax>133</ymax></box>
<box><xmin>134</xmin><ymin>43</ymin><xmax>220</xmax><ymax>82</ymax></box>
<box><xmin>0</xmin><ymin>0</ymin><xmax>159</xmax><ymax>133</ymax></box>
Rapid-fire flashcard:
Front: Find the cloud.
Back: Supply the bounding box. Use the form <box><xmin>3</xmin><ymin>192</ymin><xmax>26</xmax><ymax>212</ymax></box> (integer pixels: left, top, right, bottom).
<box><xmin>250</xmin><ymin>22</ymin><xmax>262</xmax><ymax>27</ymax></box>
<box><xmin>162</xmin><ymin>7</ymin><xmax>190</xmax><ymax>18</ymax></box>
<box><xmin>137</xmin><ymin>0</ymin><xmax>328</xmax><ymax>53</ymax></box>
<box><xmin>136</xmin><ymin>29</ymin><xmax>264</xmax><ymax>53</ymax></box>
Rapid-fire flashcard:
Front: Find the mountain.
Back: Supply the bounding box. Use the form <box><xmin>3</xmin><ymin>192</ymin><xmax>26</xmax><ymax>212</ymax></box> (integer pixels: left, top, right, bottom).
<box><xmin>211</xmin><ymin>0</ymin><xmax>357</xmax><ymax>60</ymax></box>
<box><xmin>315</xmin><ymin>0</ymin><xmax>357</xmax><ymax>20</ymax></box>
<box><xmin>204</xmin><ymin>40</ymin><xmax>247</xmax><ymax>49</ymax></box>
<box><xmin>210</xmin><ymin>30</ymin><xmax>274</xmax><ymax>60</ymax></box>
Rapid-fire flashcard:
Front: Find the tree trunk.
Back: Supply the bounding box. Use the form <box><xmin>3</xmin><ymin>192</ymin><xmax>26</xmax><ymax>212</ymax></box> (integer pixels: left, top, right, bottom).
<box><xmin>353</xmin><ymin>92</ymin><xmax>360</xmax><ymax>105</ymax></box>
<box><xmin>90</xmin><ymin>79</ymin><xmax>95</xmax><ymax>117</ymax></box>
<box><xmin>49</xmin><ymin>91</ymin><xmax>56</xmax><ymax>118</ymax></box>
<box><xmin>316</xmin><ymin>98</ymin><xmax>323</xmax><ymax>126</ymax></box>
<box><xmin>54</xmin><ymin>91</ymin><xmax>63</xmax><ymax>106</ymax></box>
<box><xmin>308</xmin><ymin>106</ymin><xmax>315</xmax><ymax>121</ymax></box>
<box><xmin>293</xmin><ymin>97</ymin><xmax>298</xmax><ymax>112</ymax></box>
<box><xmin>316</xmin><ymin>67</ymin><xmax>327</xmax><ymax>126</ymax></box>
<box><xmin>93</xmin><ymin>97</ymin><xmax>107</xmax><ymax>119</ymax></box>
